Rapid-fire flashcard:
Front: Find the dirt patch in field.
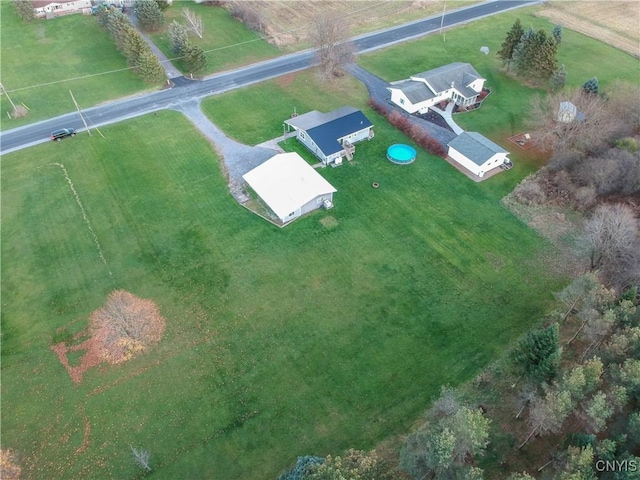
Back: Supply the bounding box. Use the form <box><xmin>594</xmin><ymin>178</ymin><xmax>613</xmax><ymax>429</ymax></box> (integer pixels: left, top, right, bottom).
<box><xmin>536</xmin><ymin>1</ymin><xmax>640</xmax><ymax>58</ymax></box>
<box><xmin>276</xmin><ymin>72</ymin><xmax>298</xmax><ymax>88</ymax></box>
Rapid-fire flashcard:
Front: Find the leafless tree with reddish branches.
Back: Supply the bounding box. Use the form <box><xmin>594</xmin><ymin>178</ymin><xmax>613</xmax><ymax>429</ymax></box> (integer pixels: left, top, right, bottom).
<box><xmin>89</xmin><ymin>290</ymin><xmax>166</xmax><ymax>364</ymax></box>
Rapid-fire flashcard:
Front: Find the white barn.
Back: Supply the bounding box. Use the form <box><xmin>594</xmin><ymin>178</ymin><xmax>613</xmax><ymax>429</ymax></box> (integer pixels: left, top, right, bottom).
<box><xmin>447</xmin><ymin>132</ymin><xmax>510</xmax><ymax>178</ymax></box>
<box><xmin>242</xmin><ymin>153</ymin><xmax>337</xmax><ymax>224</ymax></box>
<box><xmin>388</xmin><ymin>63</ymin><xmax>485</xmax><ymax>114</ymax></box>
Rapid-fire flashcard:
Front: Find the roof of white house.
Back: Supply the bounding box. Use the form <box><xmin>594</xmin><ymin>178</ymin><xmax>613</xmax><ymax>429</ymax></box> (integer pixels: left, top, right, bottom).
<box><xmin>388</xmin><ymin>63</ymin><xmax>484</xmax><ymax>103</ymax></box>
<box><xmin>242</xmin><ymin>153</ymin><xmax>337</xmax><ymax>221</ymax></box>
<box><xmin>448</xmin><ymin>132</ymin><xmax>508</xmax><ymax>166</ymax></box>
<box><xmin>412</xmin><ymin>62</ymin><xmax>483</xmax><ymax>97</ymax></box>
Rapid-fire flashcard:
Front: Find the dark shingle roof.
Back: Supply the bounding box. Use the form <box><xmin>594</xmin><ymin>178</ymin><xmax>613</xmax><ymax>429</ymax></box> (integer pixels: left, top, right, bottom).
<box><xmin>448</xmin><ymin>132</ymin><xmax>508</xmax><ymax>166</ymax></box>
<box><xmin>306</xmin><ymin>110</ymin><xmax>373</xmax><ymax>156</ymax></box>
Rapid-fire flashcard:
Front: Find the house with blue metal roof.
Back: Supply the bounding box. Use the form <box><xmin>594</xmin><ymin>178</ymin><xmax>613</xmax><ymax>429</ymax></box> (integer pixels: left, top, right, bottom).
<box><xmin>284</xmin><ymin>106</ymin><xmax>374</xmax><ymax>166</ymax></box>
<box><xmin>447</xmin><ymin>132</ymin><xmax>510</xmax><ymax>178</ymax></box>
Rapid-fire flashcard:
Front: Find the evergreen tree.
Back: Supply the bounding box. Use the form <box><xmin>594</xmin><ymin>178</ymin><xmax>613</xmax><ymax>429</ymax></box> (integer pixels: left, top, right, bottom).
<box><xmin>553</xmin><ymin>24</ymin><xmax>563</xmax><ymax>44</ymax></box>
<box><xmin>122</xmin><ymin>26</ymin><xmax>148</xmax><ymax>67</ymax></box>
<box><xmin>582</xmin><ymin>77</ymin><xmax>599</xmax><ymax>95</ymax></box>
<box><xmin>135</xmin><ymin>0</ymin><xmax>164</xmax><ymax>32</ymax></box>
<box><xmin>512</xmin><ymin>27</ymin><xmax>535</xmax><ymax>75</ymax></box>
<box><xmin>551</xmin><ymin>64</ymin><xmax>567</xmax><ymax>90</ymax></box>
<box><xmin>12</xmin><ymin>0</ymin><xmax>35</xmax><ymax>22</ymax></box>
<box><xmin>497</xmin><ymin>18</ymin><xmax>525</xmax><ymax>70</ymax></box>
<box><xmin>513</xmin><ymin>324</ymin><xmax>561</xmax><ymax>382</ymax></box>
<box><xmin>168</xmin><ymin>21</ymin><xmax>189</xmax><ymax>55</ymax></box>
<box><xmin>532</xmin><ymin>34</ymin><xmax>558</xmax><ymax>81</ymax></box>
<box><xmin>155</xmin><ymin>0</ymin><xmax>170</xmax><ymax>10</ymax></box>
<box><xmin>182</xmin><ymin>43</ymin><xmax>207</xmax><ymax>74</ymax></box>
<box><xmin>135</xmin><ymin>50</ymin><xmax>165</xmax><ymax>83</ymax></box>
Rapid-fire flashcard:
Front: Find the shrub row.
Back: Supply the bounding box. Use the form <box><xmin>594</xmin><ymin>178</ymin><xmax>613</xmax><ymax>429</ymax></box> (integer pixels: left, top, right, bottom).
<box><xmin>368</xmin><ymin>99</ymin><xmax>447</xmax><ymax>157</ymax></box>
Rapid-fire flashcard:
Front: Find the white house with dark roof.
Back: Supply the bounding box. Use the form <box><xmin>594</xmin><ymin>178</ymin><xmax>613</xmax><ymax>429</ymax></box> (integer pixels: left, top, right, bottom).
<box><xmin>388</xmin><ymin>63</ymin><xmax>485</xmax><ymax>114</ymax></box>
<box><xmin>242</xmin><ymin>153</ymin><xmax>337</xmax><ymax>225</ymax></box>
<box><xmin>284</xmin><ymin>106</ymin><xmax>374</xmax><ymax>166</ymax></box>
<box><xmin>33</xmin><ymin>0</ymin><xmax>92</xmax><ymax>17</ymax></box>
<box><xmin>447</xmin><ymin>132</ymin><xmax>509</xmax><ymax>178</ymax></box>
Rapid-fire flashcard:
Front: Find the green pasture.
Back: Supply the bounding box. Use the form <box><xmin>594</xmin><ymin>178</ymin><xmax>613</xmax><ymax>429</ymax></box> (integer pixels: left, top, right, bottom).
<box><xmin>149</xmin><ymin>4</ymin><xmax>279</xmax><ymax>76</ymax></box>
<box><xmin>1</xmin><ymin>105</ymin><xmax>562</xmax><ymax>478</ymax></box>
<box><xmin>0</xmin><ymin>2</ymin><xmax>148</xmax><ymax>130</ymax></box>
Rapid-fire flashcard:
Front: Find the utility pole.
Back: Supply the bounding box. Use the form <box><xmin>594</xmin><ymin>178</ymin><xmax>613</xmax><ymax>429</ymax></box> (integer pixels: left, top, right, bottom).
<box><xmin>69</xmin><ymin>90</ymin><xmax>92</xmax><ymax>137</ymax></box>
<box><xmin>440</xmin><ymin>1</ymin><xmax>447</xmax><ymax>42</ymax></box>
<box><xmin>0</xmin><ymin>83</ymin><xmax>17</xmax><ymax>112</ymax></box>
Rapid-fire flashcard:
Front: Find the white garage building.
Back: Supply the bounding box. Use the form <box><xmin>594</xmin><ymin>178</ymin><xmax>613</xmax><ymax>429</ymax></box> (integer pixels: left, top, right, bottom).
<box><xmin>447</xmin><ymin>132</ymin><xmax>510</xmax><ymax>178</ymax></box>
<box><xmin>242</xmin><ymin>153</ymin><xmax>337</xmax><ymax>225</ymax></box>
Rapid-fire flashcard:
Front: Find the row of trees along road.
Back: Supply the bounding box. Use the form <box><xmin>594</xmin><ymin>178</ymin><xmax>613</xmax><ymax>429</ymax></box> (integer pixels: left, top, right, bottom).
<box><xmin>96</xmin><ymin>4</ymin><xmax>164</xmax><ymax>83</ymax></box>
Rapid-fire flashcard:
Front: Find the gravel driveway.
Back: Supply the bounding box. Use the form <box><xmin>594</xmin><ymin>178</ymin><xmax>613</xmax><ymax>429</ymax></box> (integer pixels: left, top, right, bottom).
<box><xmin>175</xmin><ymin>100</ymin><xmax>279</xmax><ymax>202</ymax></box>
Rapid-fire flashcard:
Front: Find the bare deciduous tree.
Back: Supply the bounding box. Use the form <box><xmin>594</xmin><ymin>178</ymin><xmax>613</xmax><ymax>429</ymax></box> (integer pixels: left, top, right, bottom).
<box><xmin>526</xmin><ymin>88</ymin><xmax>616</xmax><ymax>153</ymax></box>
<box><xmin>309</xmin><ymin>11</ymin><xmax>355</xmax><ymax>80</ymax></box>
<box><xmin>578</xmin><ymin>204</ymin><xmax>640</xmax><ymax>291</ymax></box>
<box><xmin>518</xmin><ymin>389</ymin><xmax>572</xmax><ymax>449</ymax></box>
<box><xmin>130</xmin><ymin>445</ymin><xmax>152</xmax><ymax>472</ymax></box>
<box><xmin>182</xmin><ymin>8</ymin><xmax>203</xmax><ymax>39</ymax></box>
<box><xmin>89</xmin><ymin>290</ymin><xmax>166</xmax><ymax>364</ymax></box>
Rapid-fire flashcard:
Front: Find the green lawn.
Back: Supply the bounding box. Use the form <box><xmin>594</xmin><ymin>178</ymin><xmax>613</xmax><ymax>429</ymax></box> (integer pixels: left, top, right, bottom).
<box><xmin>1</xmin><ymin>106</ymin><xmax>563</xmax><ymax>478</ymax></box>
<box><xmin>0</xmin><ymin>2</ymin><xmax>149</xmax><ymax>130</ymax></box>
<box><xmin>149</xmin><ymin>3</ymin><xmax>280</xmax><ymax>76</ymax></box>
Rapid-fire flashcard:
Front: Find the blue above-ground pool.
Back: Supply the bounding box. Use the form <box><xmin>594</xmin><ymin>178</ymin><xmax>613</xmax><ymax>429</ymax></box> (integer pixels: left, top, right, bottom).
<box><xmin>387</xmin><ymin>144</ymin><xmax>416</xmax><ymax>164</ymax></box>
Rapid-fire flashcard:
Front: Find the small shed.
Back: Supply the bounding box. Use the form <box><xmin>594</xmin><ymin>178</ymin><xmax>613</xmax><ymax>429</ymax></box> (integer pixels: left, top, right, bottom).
<box><xmin>447</xmin><ymin>132</ymin><xmax>509</xmax><ymax>177</ymax></box>
<box><xmin>242</xmin><ymin>153</ymin><xmax>337</xmax><ymax>224</ymax></box>
<box><xmin>557</xmin><ymin>101</ymin><xmax>586</xmax><ymax>123</ymax></box>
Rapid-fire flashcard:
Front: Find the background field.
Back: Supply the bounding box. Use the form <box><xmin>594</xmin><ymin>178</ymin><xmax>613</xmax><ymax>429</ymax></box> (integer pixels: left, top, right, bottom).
<box><xmin>1</xmin><ymin>103</ymin><xmax>562</xmax><ymax>478</ymax></box>
<box><xmin>535</xmin><ymin>0</ymin><xmax>640</xmax><ymax>58</ymax></box>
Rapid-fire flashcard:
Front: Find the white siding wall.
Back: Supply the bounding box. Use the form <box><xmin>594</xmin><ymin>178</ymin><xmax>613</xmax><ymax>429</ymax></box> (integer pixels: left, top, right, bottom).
<box><xmin>468</xmin><ymin>78</ymin><xmax>485</xmax><ymax>93</ymax></box>
<box><xmin>448</xmin><ymin>148</ymin><xmax>509</xmax><ymax>177</ymax></box>
<box><xmin>389</xmin><ymin>89</ymin><xmax>418</xmax><ymax>114</ymax></box>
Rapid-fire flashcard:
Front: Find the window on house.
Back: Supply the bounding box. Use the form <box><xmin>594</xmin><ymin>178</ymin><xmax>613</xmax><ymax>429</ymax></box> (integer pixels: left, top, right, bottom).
<box><xmin>400</xmin><ymin>98</ymin><xmax>405</xmax><ymax>105</ymax></box>
<box><xmin>300</xmin><ymin>131</ymin><xmax>306</xmax><ymax>140</ymax></box>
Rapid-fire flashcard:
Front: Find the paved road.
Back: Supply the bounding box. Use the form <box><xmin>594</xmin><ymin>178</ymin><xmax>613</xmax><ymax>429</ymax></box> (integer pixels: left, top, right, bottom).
<box><xmin>0</xmin><ymin>0</ymin><xmax>538</xmax><ymax>155</ymax></box>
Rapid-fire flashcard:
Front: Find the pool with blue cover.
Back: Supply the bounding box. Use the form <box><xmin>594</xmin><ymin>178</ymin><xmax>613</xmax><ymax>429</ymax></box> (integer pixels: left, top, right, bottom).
<box><xmin>387</xmin><ymin>144</ymin><xmax>416</xmax><ymax>164</ymax></box>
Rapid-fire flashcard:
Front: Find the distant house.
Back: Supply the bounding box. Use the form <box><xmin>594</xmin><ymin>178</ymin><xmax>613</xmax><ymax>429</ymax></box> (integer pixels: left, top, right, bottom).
<box><xmin>388</xmin><ymin>62</ymin><xmax>485</xmax><ymax>114</ymax></box>
<box><xmin>284</xmin><ymin>106</ymin><xmax>374</xmax><ymax>166</ymax></box>
<box><xmin>557</xmin><ymin>101</ymin><xmax>586</xmax><ymax>123</ymax></box>
<box><xmin>242</xmin><ymin>153</ymin><xmax>337</xmax><ymax>225</ymax></box>
<box><xmin>447</xmin><ymin>132</ymin><xmax>510</xmax><ymax>178</ymax></box>
<box><xmin>33</xmin><ymin>0</ymin><xmax>92</xmax><ymax>18</ymax></box>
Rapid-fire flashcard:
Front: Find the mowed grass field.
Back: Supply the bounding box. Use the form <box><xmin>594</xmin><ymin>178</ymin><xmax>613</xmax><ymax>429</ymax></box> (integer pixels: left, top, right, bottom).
<box><xmin>149</xmin><ymin>4</ymin><xmax>280</xmax><ymax>76</ymax></box>
<box><xmin>1</xmin><ymin>103</ymin><xmax>562</xmax><ymax>478</ymax></box>
<box><xmin>0</xmin><ymin>2</ymin><xmax>148</xmax><ymax>130</ymax></box>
